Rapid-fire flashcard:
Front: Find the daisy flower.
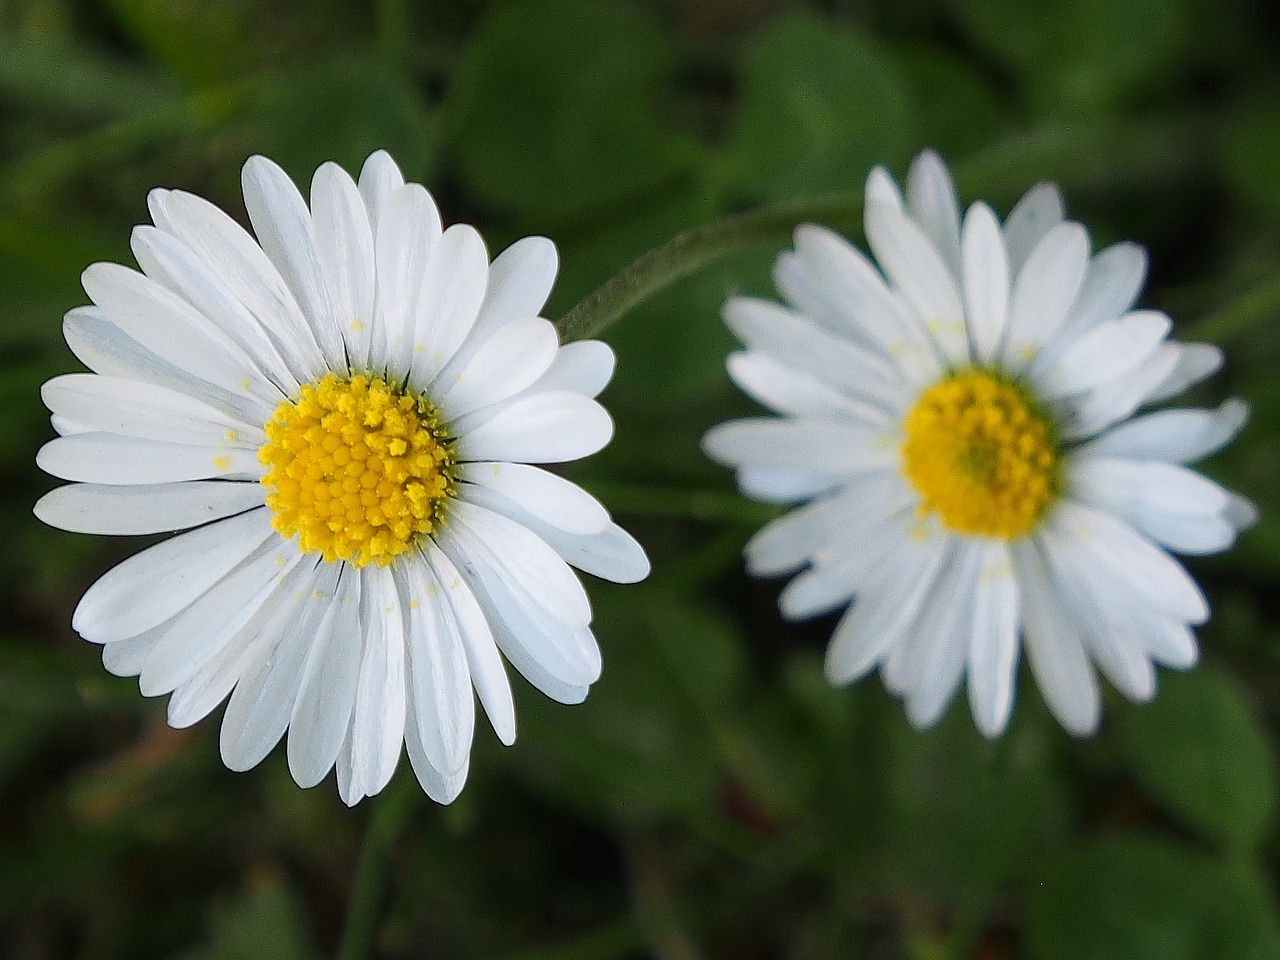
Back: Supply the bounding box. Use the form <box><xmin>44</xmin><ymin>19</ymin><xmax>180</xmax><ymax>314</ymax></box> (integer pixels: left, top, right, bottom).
<box><xmin>35</xmin><ymin>151</ymin><xmax>649</xmax><ymax>804</ymax></box>
<box><xmin>703</xmin><ymin>150</ymin><xmax>1254</xmax><ymax>737</ymax></box>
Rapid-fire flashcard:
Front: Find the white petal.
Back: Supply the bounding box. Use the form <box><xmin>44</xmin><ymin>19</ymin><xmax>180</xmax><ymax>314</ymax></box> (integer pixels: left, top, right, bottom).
<box><xmin>824</xmin><ymin>533</ymin><xmax>950</xmax><ymax>684</ymax></box>
<box><xmin>1036</xmin><ymin>311</ymin><xmax>1170</xmax><ymax>398</ymax></box>
<box><xmin>1011</xmin><ymin>538</ymin><xmax>1100</xmax><ymax>737</ymax></box>
<box><xmin>723</xmin><ymin>297</ymin><xmax>904</xmax><ymax>409</ymax></box>
<box><xmin>311</xmin><ymin>162</ymin><xmax>377</xmax><ymax>368</ymax></box>
<box><xmin>347</xmin><ymin>566</ymin><xmax>407</xmax><ymax>800</ymax></box>
<box><xmin>1081</xmin><ymin>399</ymin><xmax>1248</xmax><ymax>463</ymax></box>
<box><xmin>727</xmin><ymin>351</ymin><xmax>891</xmax><ymax>425</ymax></box>
<box><xmin>456</xmin><ymin>461</ymin><xmax>610</xmax><ymax>536</ymax></box>
<box><xmin>530</xmin><ymin>340</ymin><xmax>615</xmax><ymax>398</ymax></box>
<box><xmin>395</xmin><ymin>557</ymin><xmax>474</xmax><ymax>777</ymax></box>
<box><xmin>865</xmin><ymin>200</ymin><xmax>969</xmax><ymax>363</ymax></box>
<box><xmin>1003</xmin><ymin>182</ymin><xmax>1065</xmax><ymax>273</ymax></box>
<box><xmin>455</xmin><ymin>235</ymin><xmax>558</xmax><ymax>367</ymax></box>
<box><xmin>961</xmin><ymin>201</ymin><xmax>1010</xmax><ymax>363</ymax></box>
<box><xmin>778</xmin><ymin>509</ymin><xmax>905</xmax><ymax>620</ymax></box>
<box><xmin>906</xmin><ymin>149</ymin><xmax>963</xmax><ymax>282</ymax></box>
<box><xmin>703</xmin><ymin>418</ymin><xmax>895</xmax><ymax>475</ymax></box>
<box><xmin>403</xmin><ymin>697</ymin><xmax>471</xmax><ymax>804</ymax></box>
<box><xmin>288</xmin><ymin>563</ymin><xmax>362</xmax><ymax>788</ymax></box>
<box><xmin>38</xmin><ymin>433</ymin><xmax>261</xmax><ymax>485</ymax></box>
<box><xmin>35</xmin><ymin>480</ymin><xmax>262</xmax><ymax>535</ymax></box>
<box><xmin>737</xmin><ymin>466</ymin><xmax>845</xmax><ymax>503</ymax></box>
<box><xmin>864</xmin><ymin>166</ymin><xmax>904</xmax><ymax>211</ymax></box>
<box><xmin>443</xmin><ymin>499</ymin><xmax>592</xmax><ymax>629</ymax></box>
<box><xmin>147</xmin><ymin>188</ymin><xmax>326</xmax><ymax>384</ymax></box>
<box><xmin>966</xmin><ymin>542</ymin><xmax>1020</xmax><ymax>738</ymax></box>
<box><xmin>72</xmin><ymin>509</ymin><xmax>276</xmax><ymax>642</ymax></box>
<box><xmin>1064</xmin><ymin>343</ymin><xmax>1180</xmax><ymax>438</ymax></box>
<box><xmin>220</xmin><ymin>561</ymin><xmax>339</xmax><ymax>771</ymax></box>
<box><xmin>1065</xmin><ymin>241</ymin><xmax>1147</xmax><ymax>334</ymax></box>
<box><xmin>357</xmin><ymin>150</ymin><xmax>407</xmax><ymax>230</ymax></box>
<box><xmin>1130</xmin><ymin>510</ymin><xmax>1239</xmax><ymax>555</ymax></box>
<box><xmin>241</xmin><ymin>155</ymin><xmax>346</xmax><ymax>372</ymax></box>
<box><xmin>1002</xmin><ymin>222</ymin><xmax>1089</xmax><ymax>369</ymax></box>
<box><xmin>459</xmin><ymin>392</ymin><xmax>612</xmax><ymax>464</ymax></box>
<box><xmin>371</xmin><ymin>183</ymin><xmax>442</xmax><ymax>373</ymax></box>
<box><xmin>101</xmin><ymin>625</ymin><xmax>163</xmax><ymax>677</ymax></box>
<box><xmin>1069</xmin><ymin>457</ymin><xmax>1229</xmax><ymax>519</ymax></box>
<box><xmin>408</xmin><ymin>224</ymin><xmax>489</xmax><ymax>388</ymax></box>
<box><xmin>81</xmin><ymin>262</ymin><xmax>279</xmax><ymax>418</ymax></box>
<box><xmin>1144</xmin><ymin>342</ymin><xmax>1223</xmax><ymax>405</ymax></box>
<box><xmin>130</xmin><ymin>226</ymin><xmax>297</xmax><ymax>393</ymax></box>
<box><xmin>166</xmin><ymin>624</ymin><xmax>259</xmax><ymax>729</ymax></box>
<box><xmin>139</xmin><ymin>540</ymin><xmax>305</xmax><ymax>697</ymax></box>
<box><xmin>437</xmin><ymin>317</ymin><xmax>559</xmax><ymax>420</ymax></box>
<box><xmin>424</xmin><ymin>543</ymin><xmax>515</xmax><ymax>745</ymax></box>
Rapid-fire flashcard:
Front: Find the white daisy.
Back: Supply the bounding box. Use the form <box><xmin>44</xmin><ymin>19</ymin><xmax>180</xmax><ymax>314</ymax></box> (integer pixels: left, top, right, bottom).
<box><xmin>703</xmin><ymin>149</ymin><xmax>1254</xmax><ymax>737</ymax></box>
<box><xmin>35</xmin><ymin>150</ymin><xmax>649</xmax><ymax>804</ymax></box>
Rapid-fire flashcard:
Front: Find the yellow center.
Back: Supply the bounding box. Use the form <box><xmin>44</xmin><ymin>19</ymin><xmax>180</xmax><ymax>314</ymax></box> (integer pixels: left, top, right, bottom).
<box><xmin>900</xmin><ymin>368</ymin><xmax>1060</xmax><ymax>540</ymax></box>
<box><xmin>259</xmin><ymin>372</ymin><xmax>453</xmax><ymax>566</ymax></box>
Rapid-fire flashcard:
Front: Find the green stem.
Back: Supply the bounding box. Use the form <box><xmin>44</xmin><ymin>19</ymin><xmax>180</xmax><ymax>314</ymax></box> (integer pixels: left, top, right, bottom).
<box><xmin>554</xmin><ymin>116</ymin><xmax>1208</xmax><ymax>343</ymax></box>
<box><xmin>335</xmin><ymin>774</ymin><xmax>421</xmax><ymax>960</ymax></box>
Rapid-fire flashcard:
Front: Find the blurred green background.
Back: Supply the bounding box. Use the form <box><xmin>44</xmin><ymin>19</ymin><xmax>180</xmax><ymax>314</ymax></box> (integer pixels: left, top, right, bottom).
<box><xmin>4</xmin><ymin>0</ymin><xmax>1280</xmax><ymax>957</ymax></box>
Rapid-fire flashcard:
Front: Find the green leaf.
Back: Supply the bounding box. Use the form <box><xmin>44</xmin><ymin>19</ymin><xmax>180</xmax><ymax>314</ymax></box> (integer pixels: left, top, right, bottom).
<box><xmin>952</xmin><ymin>0</ymin><xmax>1187</xmax><ymax>112</ymax></box>
<box><xmin>443</xmin><ymin>0</ymin><xmax>692</xmax><ymax>222</ymax></box>
<box><xmin>244</xmin><ymin>57</ymin><xmax>435</xmax><ymax>185</ymax></box>
<box><xmin>1118</xmin><ymin>668</ymin><xmax>1277</xmax><ymax>849</ymax></box>
<box><xmin>1029</xmin><ymin>837</ymin><xmax>1280</xmax><ymax>960</ymax></box>
<box><xmin>717</xmin><ymin>11</ymin><xmax>913</xmax><ymax>202</ymax></box>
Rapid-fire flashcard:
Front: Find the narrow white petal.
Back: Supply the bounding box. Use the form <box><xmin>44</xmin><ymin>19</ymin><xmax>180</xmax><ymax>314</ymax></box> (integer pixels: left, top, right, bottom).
<box><xmin>395</xmin><ymin>558</ymin><xmax>475</xmax><ymax>777</ymax></box>
<box><xmin>100</xmin><ymin>624</ymin><xmax>164</xmax><ymax>676</ymax></box>
<box><xmin>139</xmin><ymin>540</ymin><xmax>305</xmax><ymax>696</ymax></box>
<box><xmin>437</xmin><ymin>317</ymin><xmax>559</xmax><ymax>420</ymax></box>
<box><xmin>459</xmin><ymin>392</ymin><xmax>612</xmax><ymax>464</ymax></box>
<box><xmin>723</xmin><ymin>297</ymin><xmax>904</xmax><ymax>408</ymax></box>
<box><xmin>148</xmin><ymin>188</ymin><xmax>326</xmax><ymax>383</ymax></box>
<box><xmin>454</xmin><ymin>236</ymin><xmax>559</xmax><ymax>369</ymax></box>
<box><xmin>81</xmin><ymin>262</ymin><xmax>279</xmax><ymax>418</ymax></box>
<box><xmin>703</xmin><ymin>418</ymin><xmax>895</xmax><ymax>475</ymax></box>
<box><xmin>1063</xmin><ymin>344</ymin><xmax>1180</xmax><ymax>439</ymax></box>
<box><xmin>348</xmin><ymin>566</ymin><xmax>407</xmax><ymax>799</ymax></box>
<box><xmin>1225</xmin><ymin>493</ymin><xmax>1259</xmax><ymax>530</ymax></box>
<box><xmin>409</xmin><ymin>224</ymin><xmax>489</xmax><ymax>388</ymax></box>
<box><xmin>865</xmin><ymin>201</ymin><xmax>969</xmax><ymax>363</ymax></box>
<box><xmin>737</xmin><ymin>466</ymin><xmax>845</xmax><ymax>504</ymax></box>
<box><xmin>371</xmin><ymin>183</ymin><xmax>442</xmax><ymax>372</ymax></box>
<box><xmin>444</xmin><ymin>499</ymin><xmax>592</xmax><ymax>629</ymax></box>
<box><xmin>1011</xmin><ymin>538</ymin><xmax>1100</xmax><ymax>737</ymax></box>
<box><xmin>220</xmin><ymin>561</ymin><xmax>339</xmax><ymax>771</ymax></box>
<box><xmin>424</xmin><ymin>543</ymin><xmax>516</xmax><ymax>745</ymax></box>
<box><xmin>1069</xmin><ymin>457</ymin><xmax>1229</xmax><ymax>519</ymax></box>
<box><xmin>357</xmin><ymin>149</ymin><xmax>407</xmax><ymax>231</ymax></box>
<box><xmin>1081</xmin><ymin>399</ymin><xmax>1248</xmax><ymax>464</ymax></box>
<box><xmin>778</xmin><ymin>510</ymin><xmax>904</xmax><ymax>620</ymax></box>
<box><xmin>1036</xmin><ymin>311</ymin><xmax>1170</xmax><ymax>399</ymax></box>
<box><xmin>288</xmin><ymin>563</ymin><xmax>362</xmax><ymax>788</ymax></box>
<box><xmin>906</xmin><ymin>149</ymin><xmax>963</xmax><ymax>282</ymax></box>
<box><xmin>403</xmin><ymin>695</ymin><xmax>471</xmax><ymax>804</ymax></box>
<box><xmin>457</xmin><ymin>462</ymin><xmax>610</xmax><ymax>536</ymax></box>
<box><xmin>35</xmin><ymin>480</ymin><xmax>262</xmax><ymax>535</ymax></box>
<box><xmin>311</xmin><ymin>162</ymin><xmax>377</xmax><ymax>367</ymax></box>
<box><xmin>1064</xmin><ymin>241</ymin><xmax>1147</xmax><ymax>334</ymax></box>
<box><xmin>166</xmin><ymin>624</ymin><xmax>259</xmax><ymax>729</ymax></box>
<box><xmin>131</xmin><ymin>226</ymin><xmax>297</xmax><ymax>392</ymax></box>
<box><xmin>529</xmin><ymin>340</ymin><xmax>615</xmax><ymax>398</ymax></box>
<box><xmin>1002</xmin><ymin>222</ymin><xmax>1089</xmax><ymax>369</ymax></box>
<box><xmin>966</xmin><ymin>542</ymin><xmax>1020</xmax><ymax>738</ymax></box>
<box><xmin>727</xmin><ymin>351</ymin><xmax>891</xmax><ymax>425</ymax></box>
<box><xmin>864</xmin><ymin>166</ymin><xmax>904</xmax><ymax>211</ymax></box>
<box><xmin>960</xmin><ymin>202</ymin><xmax>1011</xmax><ymax>363</ymax></box>
<box><xmin>72</xmin><ymin>509</ymin><xmax>275</xmax><ymax>642</ymax></box>
<box><xmin>1144</xmin><ymin>342</ymin><xmax>1223</xmax><ymax>405</ymax></box>
<box><xmin>1003</xmin><ymin>182</ymin><xmax>1065</xmax><ymax>273</ymax></box>
<box><xmin>38</xmin><ymin>433</ymin><xmax>261</xmax><ymax>485</ymax></box>
<box><xmin>241</xmin><ymin>155</ymin><xmax>346</xmax><ymax>372</ymax></box>
<box><xmin>1130</xmin><ymin>510</ymin><xmax>1239</xmax><ymax>555</ymax></box>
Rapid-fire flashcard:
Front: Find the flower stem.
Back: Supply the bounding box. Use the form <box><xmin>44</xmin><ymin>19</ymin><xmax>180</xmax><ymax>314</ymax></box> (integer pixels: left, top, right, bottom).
<box><xmin>336</xmin><ymin>773</ymin><xmax>421</xmax><ymax>960</ymax></box>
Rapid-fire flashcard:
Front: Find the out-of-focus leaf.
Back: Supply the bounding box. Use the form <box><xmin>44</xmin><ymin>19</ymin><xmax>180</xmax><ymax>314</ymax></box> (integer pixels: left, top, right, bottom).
<box><xmin>1118</xmin><ymin>668</ymin><xmax>1277</xmax><ymax>850</ymax></box>
<box><xmin>177</xmin><ymin>875</ymin><xmax>317</xmax><ymax>960</ymax></box>
<box><xmin>244</xmin><ymin>57</ymin><xmax>434</xmax><ymax>185</ymax></box>
<box><xmin>1029</xmin><ymin>837</ymin><xmax>1280</xmax><ymax>960</ymax></box>
<box><xmin>890</xmin><ymin>45</ymin><xmax>1005</xmax><ymax>158</ymax></box>
<box><xmin>1223</xmin><ymin>98</ymin><xmax>1280</xmax><ymax>212</ymax></box>
<box><xmin>103</xmin><ymin>0</ymin><xmax>249</xmax><ymax>87</ymax></box>
<box><xmin>717</xmin><ymin>11</ymin><xmax>913</xmax><ymax>202</ymax></box>
<box><xmin>0</xmin><ymin>30</ymin><xmax>175</xmax><ymax>117</ymax></box>
<box><xmin>444</xmin><ymin>0</ymin><xmax>693</xmax><ymax>222</ymax></box>
<box><xmin>952</xmin><ymin>0</ymin><xmax>1186</xmax><ymax>112</ymax></box>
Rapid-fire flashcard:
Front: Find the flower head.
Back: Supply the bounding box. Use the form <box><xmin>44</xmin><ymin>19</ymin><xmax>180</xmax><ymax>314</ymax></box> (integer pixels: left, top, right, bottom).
<box><xmin>36</xmin><ymin>151</ymin><xmax>649</xmax><ymax>804</ymax></box>
<box><xmin>704</xmin><ymin>150</ymin><xmax>1254</xmax><ymax>737</ymax></box>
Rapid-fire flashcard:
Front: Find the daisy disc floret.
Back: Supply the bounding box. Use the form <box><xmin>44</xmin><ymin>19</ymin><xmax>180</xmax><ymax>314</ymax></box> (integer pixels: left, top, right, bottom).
<box><xmin>35</xmin><ymin>151</ymin><xmax>650</xmax><ymax>805</ymax></box>
<box><xmin>704</xmin><ymin>149</ymin><xmax>1254</xmax><ymax>737</ymax></box>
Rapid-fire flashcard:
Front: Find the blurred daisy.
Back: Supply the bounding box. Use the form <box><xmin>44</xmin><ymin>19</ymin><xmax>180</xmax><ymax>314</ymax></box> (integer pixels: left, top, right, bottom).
<box><xmin>704</xmin><ymin>150</ymin><xmax>1253</xmax><ymax>737</ymax></box>
<box><xmin>35</xmin><ymin>151</ymin><xmax>648</xmax><ymax>804</ymax></box>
